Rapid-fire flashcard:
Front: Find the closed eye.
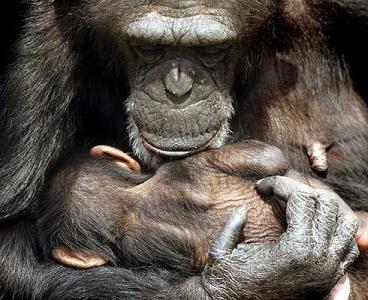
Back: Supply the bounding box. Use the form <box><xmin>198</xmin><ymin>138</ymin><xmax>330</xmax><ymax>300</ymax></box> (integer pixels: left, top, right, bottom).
<box><xmin>132</xmin><ymin>44</ymin><xmax>164</xmax><ymax>64</ymax></box>
<box><xmin>198</xmin><ymin>46</ymin><xmax>229</xmax><ymax>67</ymax></box>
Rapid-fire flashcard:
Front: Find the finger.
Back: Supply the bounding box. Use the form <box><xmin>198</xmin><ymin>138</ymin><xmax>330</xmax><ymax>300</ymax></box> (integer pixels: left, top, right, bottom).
<box><xmin>257</xmin><ymin>176</ymin><xmax>315</xmax><ymax>199</ymax></box>
<box><xmin>315</xmin><ymin>189</ymin><xmax>355</xmax><ymax>232</ymax></box>
<box><xmin>327</xmin><ymin>274</ymin><xmax>351</xmax><ymax>300</ymax></box>
<box><xmin>308</xmin><ymin>186</ymin><xmax>353</xmax><ymax>254</ymax></box>
<box><xmin>209</xmin><ymin>205</ymin><xmax>248</xmax><ymax>262</ymax></box>
<box><xmin>330</xmin><ymin>206</ymin><xmax>359</xmax><ymax>259</ymax></box>
<box><xmin>355</xmin><ymin>211</ymin><xmax>368</xmax><ymax>252</ymax></box>
<box><xmin>313</xmin><ymin>191</ymin><xmax>340</xmax><ymax>248</ymax></box>
<box><xmin>338</xmin><ymin>240</ymin><xmax>360</xmax><ymax>276</ymax></box>
<box><xmin>315</xmin><ymin>189</ymin><xmax>360</xmax><ymax>263</ymax></box>
<box><xmin>257</xmin><ymin>176</ymin><xmax>317</xmax><ymax>240</ymax></box>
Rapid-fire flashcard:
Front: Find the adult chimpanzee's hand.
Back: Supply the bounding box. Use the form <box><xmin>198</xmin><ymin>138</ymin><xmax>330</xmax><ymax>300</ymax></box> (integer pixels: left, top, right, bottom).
<box><xmin>201</xmin><ymin>175</ymin><xmax>359</xmax><ymax>300</ymax></box>
<box><xmin>135</xmin><ymin>140</ymin><xmax>360</xmax><ymax>299</ymax></box>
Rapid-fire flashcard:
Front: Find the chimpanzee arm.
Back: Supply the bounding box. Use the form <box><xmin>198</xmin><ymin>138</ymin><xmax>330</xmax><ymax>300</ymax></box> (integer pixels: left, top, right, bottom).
<box><xmin>0</xmin><ymin>219</ymin><xmax>211</xmax><ymax>300</ymax></box>
<box><xmin>1</xmin><ymin>181</ymin><xmax>358</xmax><ymax>300</ymax></box>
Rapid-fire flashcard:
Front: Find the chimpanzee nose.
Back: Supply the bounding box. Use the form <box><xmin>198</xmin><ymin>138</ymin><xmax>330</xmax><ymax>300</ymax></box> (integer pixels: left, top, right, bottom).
<box><xmin>164</xmin><ymin>62</ymin><xmax>193</xmax><ymax>103</ymax></box>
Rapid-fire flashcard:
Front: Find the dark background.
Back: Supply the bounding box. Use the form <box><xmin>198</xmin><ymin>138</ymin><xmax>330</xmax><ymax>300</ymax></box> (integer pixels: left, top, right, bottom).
<box><xmin>0</xmin><ymin>1</ymin><xmax>24</xmax><ymax>76</ymax></box>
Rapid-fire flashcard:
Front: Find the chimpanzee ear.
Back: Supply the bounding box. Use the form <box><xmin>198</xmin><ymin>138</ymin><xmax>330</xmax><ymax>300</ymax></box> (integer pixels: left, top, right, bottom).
<box><xmin>52</xmin><ymin>245</ymin><xmax>108</xmax><ymax>269</ymax></box>
<box><xmin>90</xmin><ymin>145</ymin><xmax>141</xmax><ymax>172</ymax></box>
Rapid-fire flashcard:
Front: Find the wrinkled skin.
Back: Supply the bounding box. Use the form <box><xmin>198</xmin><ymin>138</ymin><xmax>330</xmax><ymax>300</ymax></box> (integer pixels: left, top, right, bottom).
<box><xmin>44</xmin><ymin>141</ymin><xmax>289</xmax><ymax>269</ymax></box>
<box><xmin>41</xmin><ymin>141</ymin><xmax>360</xmax><ymax>300</ymax></box>
<box><xmin>0</xmin><ymin>1</ymin><xmax>367</xmax><ymax>299</ymax></box>
<box><xmin>205</xmin><ymin>177</ymin><xmax>359</xmax><ymax>300</ymax></box>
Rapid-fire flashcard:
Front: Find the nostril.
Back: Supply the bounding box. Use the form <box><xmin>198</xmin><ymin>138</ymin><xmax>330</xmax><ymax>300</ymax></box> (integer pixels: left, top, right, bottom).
<box><xmin>164</xmin><ymin>67</ymin><xmax>194</xmax><ymax>99</ymax></box>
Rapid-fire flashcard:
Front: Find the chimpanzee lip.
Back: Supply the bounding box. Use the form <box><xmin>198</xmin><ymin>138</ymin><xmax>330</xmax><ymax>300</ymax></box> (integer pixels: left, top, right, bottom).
<box><xmin>139</xmin><ymin>125</ymin><xmax>224</xmax><ymax>157</ymax></box>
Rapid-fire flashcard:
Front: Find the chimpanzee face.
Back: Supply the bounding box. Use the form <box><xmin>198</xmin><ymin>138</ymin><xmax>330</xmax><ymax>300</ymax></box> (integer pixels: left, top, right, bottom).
<box><xmin>123</xmin><ymin>14</ymin><xmax>236</xmax><ymax>164</ymax></box>
<box><xmin>53</xmin><ymin>0</ymin><xmax>279</xmax><ymax>166</ymax></box>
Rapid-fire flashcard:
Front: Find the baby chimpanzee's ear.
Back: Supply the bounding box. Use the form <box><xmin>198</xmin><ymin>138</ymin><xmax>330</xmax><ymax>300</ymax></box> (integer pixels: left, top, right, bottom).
<box><xmin>90</xmin><ymin>145</ymin><xmax>141</xmax><ymax>172</ymax></box>
<box><xmin>52</xmin><ymin>246</ymin><xmax>108</xmax><ymax>269</ymax></box>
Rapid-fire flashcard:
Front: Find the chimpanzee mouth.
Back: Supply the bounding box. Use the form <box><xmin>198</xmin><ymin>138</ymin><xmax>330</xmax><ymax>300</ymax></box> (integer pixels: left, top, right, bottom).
<box><xmin>139</xmin><ymin>124</ymin><xmax>227</xmax><ymax>157</ymax></box>
<box><xmin>127</xmin><ymin>90</ymin><xmax>234</xmax><ymax>165</ymax></box>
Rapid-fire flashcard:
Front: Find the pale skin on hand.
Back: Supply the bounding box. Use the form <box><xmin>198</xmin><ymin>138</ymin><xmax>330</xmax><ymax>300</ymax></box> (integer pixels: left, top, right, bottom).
<box><xmin>52</xmin><ymin>145</ymin><xmax>368</xmax><ymax>300</ymax></box>
<box><xmin>327</xmin><ymin>212</ymin><xmax>368</xmax><ymax>300</ymax></box>
<box><xmin>328</xmin><ymin>212</ymin><xmax>368</xmax><ymax>300</ymax></box>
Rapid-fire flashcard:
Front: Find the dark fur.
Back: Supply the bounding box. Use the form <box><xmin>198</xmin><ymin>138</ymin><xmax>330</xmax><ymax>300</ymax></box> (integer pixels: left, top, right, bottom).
<box><xmin>0</xmin><ymin>0</ymin><xmax>368</xmax><ymax>299</ymax></box>
<box><xmin>38</xmin><ymin>149</ymin><xmax>286</xmax><ymax>274</ymax></box>
<box><xmin>0</xmin><ymin>2</ymin><xmax>22</xmax><ymax>77</ymax></box>
<box><xmin>38</xmin><ymin>156</ymin><xmax>148</xmax><ymax>265</ymax></box>
<box><xmin>39</xmin><ymin>156</ymin><xmax>208</xmax><ymax>273</ymax></box>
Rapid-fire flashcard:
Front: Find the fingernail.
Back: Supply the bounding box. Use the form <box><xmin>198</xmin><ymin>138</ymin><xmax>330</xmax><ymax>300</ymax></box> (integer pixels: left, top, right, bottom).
<box><xmin>256</xmin><ymin>179</ymin><xmax>264</xmax><ymax>185</ymax></box>
<box><xmin>256</xmin><ymin>178</ymin><xmax>274</xmax><ymax>196</ymax></box>
<box><xmin>233</xmin><ymin>204</ymin><xmax>247</xmax><ymax>217</ymax></box>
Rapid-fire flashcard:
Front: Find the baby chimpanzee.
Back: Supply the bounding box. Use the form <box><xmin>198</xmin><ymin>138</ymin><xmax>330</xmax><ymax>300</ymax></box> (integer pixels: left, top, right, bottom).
<box><xmin>39</xmin><ymin>141</ymin><xmax>290</xmax><ymax>271</ymax></box>
<box><xmin>38</xmin><ymin>141</ymin><xmax>368</xmax><ymax>300</ymax></box>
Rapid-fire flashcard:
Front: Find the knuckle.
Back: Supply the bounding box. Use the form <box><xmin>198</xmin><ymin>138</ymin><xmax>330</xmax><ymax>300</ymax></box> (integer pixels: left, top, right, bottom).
<box><xmin>310</xmin><ymin>247</ymin><xmax>328</xmax><ymax>263</ymax></box>
<box><xmin>292</xmin><ymin>250</ymin><xmax>325</xmax><ymax>269</ymax></box>
<box><xmin>291</xmin><ymin>190</ymin><xmax>317</xmax><ymax>207</ymax></box>
<box><xmin>340</xmin><ymin>244</ymin><xmax>360</xmax><ymax>273</ymax></box>
<box><xmin>316</xmin><ymin>189</ymin><xmax>338</xmax><ymax>200</ymax></box>
<box><xmin>352</xmin><ymin>244</ymin><xmax>360</xmax><ymax>260</ymax></box>
<box><xmin>282</xmin><ymin>238</ymin><xmax>343</xmax><ymax>275</ymax></box>
<box><xmin>257</xmin><ymin>176</ymin><xmax>280</xmax><ymax>196</ymax></box>
<box><xmin>317</xmin><ymin>192</ymin><xmax>339</xmax><ymax>208</ymax></box>
<box><xmin>272</xmin><ymin>175</ymin><xmax>284</xmax><ymax>183</ymax></box>
<box><xmin>316</xmin><ymin>198</ymin><xmax>339</xmax><ymax>217</ymax></box>
<box><xmin>283</xmin><ymin>240</ymin><xmax>325</xmax><ymax>265</ymax></box>
<box><xmin>343</xmin><ymin>214</ymin><xmax>359</xmax><ymax>235</ymax></box>
<box><xmin>209</xmin><ymin>248</ymin><xmax>225</xmax><ymax>260</ymax></box>
<box><xmin>351</xmin><ymin>213</ymin><xmax>359</xmax><ymax>229</ymax></box>
<box><xmin>265</xmin><ymin>175</ymin><xmax>280</xmax><ymax>188</ymax></box>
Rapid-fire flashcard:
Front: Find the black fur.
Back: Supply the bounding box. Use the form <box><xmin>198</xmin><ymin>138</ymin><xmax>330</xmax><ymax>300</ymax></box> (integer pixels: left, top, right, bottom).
<box><xmin>0</xmin><ymin>0</ymin><xmax>367</xmax><ymax>299</ymax></box>
<box><xmin>39</xmin><ymin>156</ymin><xmax>208</xmax><ymax>273</ymax></box>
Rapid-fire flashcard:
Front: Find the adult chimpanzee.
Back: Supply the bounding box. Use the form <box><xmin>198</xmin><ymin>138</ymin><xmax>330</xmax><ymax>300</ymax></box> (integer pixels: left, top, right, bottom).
<box><xmin>39</xmin><ymin>142</ymin><xmax>368</xmax><ymax>300</ymax></box>
<box><xmin>0</xmin><ymin>0</ymin><xmax>367</xmax><ymax>299</ymax></box>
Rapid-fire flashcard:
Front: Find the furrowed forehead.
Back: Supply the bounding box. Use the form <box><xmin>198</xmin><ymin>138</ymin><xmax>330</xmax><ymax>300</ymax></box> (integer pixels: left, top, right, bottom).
<box><xmin>125</xmin><ymin>13</ymin><xmax>237</xmax><ymax>46</ymax></box>
<box><xmin>120</xmin><ymin>0</ymin><xmax>236</xmax><ymax>10</ymax></box>
<box><xmin>120</xmin><ymin>2</ymin><xmax>239</xmax><ymax>46</ymax></box>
